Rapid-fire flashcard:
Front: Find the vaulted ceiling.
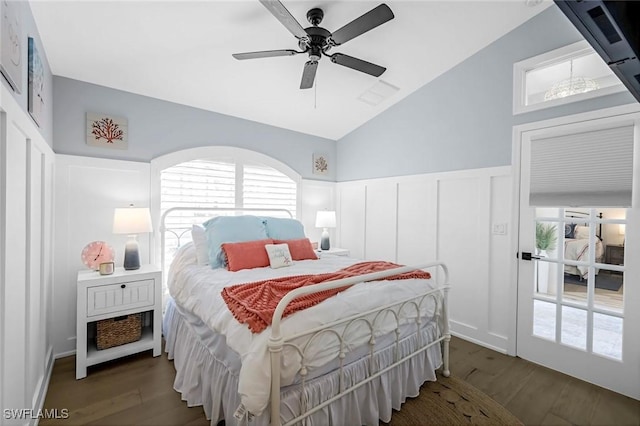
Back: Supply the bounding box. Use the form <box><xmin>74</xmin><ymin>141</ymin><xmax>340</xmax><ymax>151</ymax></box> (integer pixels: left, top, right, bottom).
<box><xmin>30</xmin><ymin>0</ymin><xmax>552</xmax><ymax>140</ymax></box>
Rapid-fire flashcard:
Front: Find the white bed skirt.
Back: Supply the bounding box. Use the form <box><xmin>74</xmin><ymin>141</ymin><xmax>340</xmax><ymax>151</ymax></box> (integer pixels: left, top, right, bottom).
<box><xmin>163</xmin><ymin>299</ymin><xmax>443</xmax><ymax>426</ymax></box>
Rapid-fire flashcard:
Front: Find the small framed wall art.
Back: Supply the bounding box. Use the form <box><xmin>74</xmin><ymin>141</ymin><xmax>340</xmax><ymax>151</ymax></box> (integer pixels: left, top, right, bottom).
<box><xmin>313</xmin><ymin>152</ymin><xmax>329</xmax><ymax>176</ymax></box>
<box><xmin>0</xmin><ymin>0</ymin><xmax>23</xmax><ymax>93</ymax></box>
<box><xmin>86</xmin><ymin>112</ymin><xmax>128</xmax><ymax>150</ymax></box>
<box><xmin>28</xmin><ymin>37</ymin><xmax>45</xmax><ymax>126</ymax></box>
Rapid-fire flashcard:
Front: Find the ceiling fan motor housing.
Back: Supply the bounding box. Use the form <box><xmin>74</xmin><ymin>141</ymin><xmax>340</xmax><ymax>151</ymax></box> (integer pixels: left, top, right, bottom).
<box><xmin>299</xmin><ymin>26</ymin><xmax>331</xmax><ymax>60</ymax></box>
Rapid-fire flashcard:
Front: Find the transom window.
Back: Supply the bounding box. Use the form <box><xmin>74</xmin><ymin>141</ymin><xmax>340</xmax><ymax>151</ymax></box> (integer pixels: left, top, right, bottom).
<box><xmin>513</xmin><ymin>41</ymin><xmax>626</xmax><ymax>114</ymax></box>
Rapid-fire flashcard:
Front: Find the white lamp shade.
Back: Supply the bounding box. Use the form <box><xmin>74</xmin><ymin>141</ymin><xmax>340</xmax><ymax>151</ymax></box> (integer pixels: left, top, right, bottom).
<box><xmin>315</xmin><ymin>210</ymin><xmax>336</xmax><ymax>228</ymax></box>
<box><xmin>113</xmin><ymin>206</ymin><xmax>153</xmax><ymax>234</ymax></box>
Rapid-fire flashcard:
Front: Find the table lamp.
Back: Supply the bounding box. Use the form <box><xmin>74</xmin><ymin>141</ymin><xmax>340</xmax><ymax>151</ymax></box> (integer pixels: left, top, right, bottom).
<box><xmin>113</xmin><ymin>205</ymin><xmax>153</xmax><ymax>270</ymax></box>
<box><xmin>315</xmin><ymin>210</ymin><xmax>336</xmax><ymax>250</ymax></box>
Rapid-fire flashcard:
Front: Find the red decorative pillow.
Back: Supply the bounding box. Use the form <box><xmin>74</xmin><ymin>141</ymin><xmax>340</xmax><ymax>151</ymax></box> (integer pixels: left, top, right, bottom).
<box><xmin>274</xmin><ymin>238</ymin><xmax>318</xmax><ymax>261</ymax></box>
<box><xmin>221</xmin><ymin>239</ymin><xmax>274</xmax><ymax>271</ymax></box>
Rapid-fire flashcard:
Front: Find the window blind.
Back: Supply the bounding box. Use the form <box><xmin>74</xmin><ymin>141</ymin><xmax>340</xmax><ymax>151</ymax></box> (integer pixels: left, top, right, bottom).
<box><xmin>529</xmin><ymin>125</ymin><xmax>634</xmax><ymax>207</ymax></box>
<box><xmin>161</xmin><ymin>159</ymin><xmax>236</xmax><ymax>226</ymax></box>
<box><xmin>243</xmin><ymin>164</ymin><xmax>297</xmax><ymax>217</ymax></box>
<box><xmin>160</xmin><ymin>159</ymin><xmax>298</xmax><ymax>261</ymax></box>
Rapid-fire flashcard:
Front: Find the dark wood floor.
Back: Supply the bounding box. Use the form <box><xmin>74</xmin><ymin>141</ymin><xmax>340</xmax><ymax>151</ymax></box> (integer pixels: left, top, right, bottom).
<box><xmin>41</xmin><ymin>337</ymin><xmax>639</xmax><ymax>425</ymax></box>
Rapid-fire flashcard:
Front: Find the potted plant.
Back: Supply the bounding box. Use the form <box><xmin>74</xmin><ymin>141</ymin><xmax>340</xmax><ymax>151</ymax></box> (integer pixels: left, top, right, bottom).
<box><xmin>536</xmin><ymin>223</ymin><xmax>557</xmax><ymax>254</ymax></box>
<box><xmin>535</xmin><ymin>223</ymin><xmax>557</xmax><ymax>294</ymax></box>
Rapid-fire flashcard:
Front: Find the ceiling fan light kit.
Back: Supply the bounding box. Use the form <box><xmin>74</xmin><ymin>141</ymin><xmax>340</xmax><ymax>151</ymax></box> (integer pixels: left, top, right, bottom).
<box><xmin>233</xmin><ymin>0</ymin><xmax>394</xmax><ymax>90</ymax></box>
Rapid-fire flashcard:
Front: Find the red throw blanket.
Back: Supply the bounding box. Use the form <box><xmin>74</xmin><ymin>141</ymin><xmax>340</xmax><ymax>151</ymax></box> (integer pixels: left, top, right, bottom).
<box><xmin>221</xmin><ymin>261</ymin><xmax>431</xmax><ymax>333</ymax></box>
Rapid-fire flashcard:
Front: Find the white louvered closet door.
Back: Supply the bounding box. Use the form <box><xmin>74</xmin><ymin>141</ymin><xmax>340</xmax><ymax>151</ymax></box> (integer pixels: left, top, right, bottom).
<box><xmin>516</xmin><ymin>110</ymin><xmax>640</xmax><ymax>401</ymax></box>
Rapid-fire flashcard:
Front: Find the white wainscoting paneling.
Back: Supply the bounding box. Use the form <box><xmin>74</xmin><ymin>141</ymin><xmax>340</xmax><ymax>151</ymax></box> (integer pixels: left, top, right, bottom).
<box><xmin>337</xmin><ymin>167</ymin><xmax>513</xmax><ymax>352</ymax></box>
<box><xmin>53</xmin><ymin>155</ymin><xmax>151</xmax><ymax>356</ymax></box>
<box><xmin>300</xmin><ymin>180</ymin><xmax>336</xmax><ymax>246</ymax></box>
<box><xmin>338</xmin><ymin>185</ymin><xmax>366</xmax><ymax>259</ymax></box>
<box><xmin>489</xmin><ymin>175</ymin><xmax>512</xmax><ymax>340</ymax></box>
<box><xmin>397</xmin><ymin>179</ymin><xmax>437</xmax><ymax>266</ymax></box>
<box><xmin>365</xmin><ymin>182</ymin><xmax>398</xmax><ymax>262</ymax></box>
<box><xmin>1</xmin><ymin>83</ymin><xmax>55</xmax><ymax>425</ymax></box>
<box><xmin>438</xmin><ymin>177</ymin><xmax>486</xmax><ymax>336</ymax></box>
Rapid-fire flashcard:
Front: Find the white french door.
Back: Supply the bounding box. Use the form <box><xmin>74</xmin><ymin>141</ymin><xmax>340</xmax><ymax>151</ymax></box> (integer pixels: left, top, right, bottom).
<box><xmin>516</xmin><ymin>109</ymin><xmax>640</xmax><ymax>400</ymax></box>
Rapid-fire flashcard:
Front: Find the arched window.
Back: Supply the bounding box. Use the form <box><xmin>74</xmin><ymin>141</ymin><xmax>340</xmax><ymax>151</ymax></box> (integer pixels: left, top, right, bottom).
<box><xmin>151</xmin><ymin>146</ymin><xmax>301</xmax><ymax>269</ymax></box>
<box><xmin>160</xmin><ymin>158</ymin><xmax>298</xmax><ymax>216</ymax></box>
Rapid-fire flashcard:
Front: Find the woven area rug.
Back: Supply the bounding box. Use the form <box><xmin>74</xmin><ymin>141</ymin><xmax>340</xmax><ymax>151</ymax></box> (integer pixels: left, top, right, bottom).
<box><xmin>383</xmin><ymin>374</ymin><xmax>523</xmax><ymax>425</ymax></box>
<box><xmin>564</xmin><ymin>271</ymin><xmax>623</xmax><ymax>291</ymax></box>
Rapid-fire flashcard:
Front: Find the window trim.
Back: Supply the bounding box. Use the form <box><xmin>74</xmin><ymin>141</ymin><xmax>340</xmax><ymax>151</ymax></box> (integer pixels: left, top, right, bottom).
<box><xmin>513</xmin><ymin>41</ymin><xmax>627</xmax><ymax>115</ymax></box>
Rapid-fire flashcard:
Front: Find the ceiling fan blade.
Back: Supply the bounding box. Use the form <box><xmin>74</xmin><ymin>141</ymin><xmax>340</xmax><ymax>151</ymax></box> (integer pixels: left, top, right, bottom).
<box><xmin>330</xmin><ymin>4</ymin><xmax>394</xmax><ymax>46</ymax></box>
<box><xmin>259</xmin><ymin>0</ymin><xmax>309</xmax><ymax>42</ymax></box>
<box><xmin>300</xmin><ymin>61</ymin><xmax>318</xmax><ymax>89</ymax></box>
<box><xmin>232</xmin><ymin>49</ymin><xmax>299</xmax><ymax>60</ymax></box>
<box><xmin>330</xmin><ymin>53</ymin><xmax>386</xmax><ymax>77</ymax></box>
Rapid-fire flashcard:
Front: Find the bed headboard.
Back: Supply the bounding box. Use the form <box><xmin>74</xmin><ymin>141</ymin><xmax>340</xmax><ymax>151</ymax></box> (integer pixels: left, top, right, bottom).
<box><xmin>159</xmin><ymin>207</ymin><xmax>294</xmax><ymax>271</ymax></box>
<box><xmin>565</xmin><ymin>210</ymin><xmax>603</xmax><ymax>239</ymax></box>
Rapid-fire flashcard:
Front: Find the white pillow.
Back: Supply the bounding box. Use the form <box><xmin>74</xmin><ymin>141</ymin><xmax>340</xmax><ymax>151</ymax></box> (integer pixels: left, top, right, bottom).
<box><xmin>191</xmin><ymin>225</ymin><xmax>209</xmax><ymax>266</ymax></box>
<box><xmin>264</xmin><ymin>243</ymin><xmax>292</xmax><ymax>269</ymax></box>
<box><xmin>574</xmin><ymin>225</ymin><xmax>590</xmax><ymax>240</ymax></box>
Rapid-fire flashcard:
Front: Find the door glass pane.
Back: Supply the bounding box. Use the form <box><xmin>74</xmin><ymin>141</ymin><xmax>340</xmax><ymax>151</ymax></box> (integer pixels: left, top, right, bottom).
<box><xmin>596</xmin><ymin>208</ymin><xmax>626</xmax><ymax>312</ymax></box>
<box><xmin>593</xmin><ymin>271</ymin><xmax>624</xmax><ymax>313</ymax></box>
<box><xmin>533</xmin><ymin>299</ymin><xmax>556</xmax><ymax>341</ymax></box>
<box><xmin>534</xmin><ymin>212</ymin><xmax>561</xmax><ymax>297</ymax></box>
<box><xmin>562</xmin><ymin>210</ymin><xmax>592</xmax><ymax>302</ymax></box>
<box><xmin>561</xmin><ymin>306</ymin><xmax>587</xmax><ymax>350</ymax></box>
<box><xmin>593</xmin><ymin>313</ymin><xmax>623</xmax><ymax>360</ymax></box>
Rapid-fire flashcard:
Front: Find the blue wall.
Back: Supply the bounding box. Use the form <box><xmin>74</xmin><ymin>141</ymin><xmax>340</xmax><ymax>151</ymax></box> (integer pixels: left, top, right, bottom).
<box><xmin>336</xmin><ymin>5</ymin><xmax>636</xmax><ymax>182</ymax></box>
<box><xmin>53</xmin><ymin>77</ymin><xmax>336</xmax><ymax>180</ymax></box>
<box><xmin>1</xmin><ymin>2</ymin><xmax>53</xmax><ymax>145</ymax></box>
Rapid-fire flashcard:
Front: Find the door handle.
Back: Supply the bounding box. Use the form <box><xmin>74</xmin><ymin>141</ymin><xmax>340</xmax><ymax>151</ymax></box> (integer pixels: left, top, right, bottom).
<box><xmin>521</xmin><ymin>252</ymin><xmax>542</xmax><ymax>261</ymax></box>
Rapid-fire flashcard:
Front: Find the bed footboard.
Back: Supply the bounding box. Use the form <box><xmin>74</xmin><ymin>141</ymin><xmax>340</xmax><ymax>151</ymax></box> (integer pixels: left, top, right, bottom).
<box><xmin>268</xmin><ymin>262</ymin><xmax>450</xmax><ymax>426</ymax></box>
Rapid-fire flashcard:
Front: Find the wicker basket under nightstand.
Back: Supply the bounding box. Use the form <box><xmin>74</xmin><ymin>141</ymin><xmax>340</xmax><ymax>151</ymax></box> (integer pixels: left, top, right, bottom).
<box><xmin>96</xmin><ymin>313</ymin><xmax>142</xmax><ymax>350</ymax></box>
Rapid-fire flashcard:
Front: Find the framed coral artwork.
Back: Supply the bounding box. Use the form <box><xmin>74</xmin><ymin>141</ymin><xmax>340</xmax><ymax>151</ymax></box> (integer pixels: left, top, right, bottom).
<box><xmin>313</xmin><ymin>152</ymin><xmax>329</xmax><ymax>175</ymax></box>
<box><xmin>86</xmin><ymin>112</ymin><xmax>128</xmax><ymax>150</ymax></box>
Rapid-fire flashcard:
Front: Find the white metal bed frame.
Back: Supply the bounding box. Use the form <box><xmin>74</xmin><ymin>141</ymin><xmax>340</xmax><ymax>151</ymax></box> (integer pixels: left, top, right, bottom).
<box><xmin>160</xmin><ymin>207</ymin><xmax>451</xmax><ymax>426</ymax></box>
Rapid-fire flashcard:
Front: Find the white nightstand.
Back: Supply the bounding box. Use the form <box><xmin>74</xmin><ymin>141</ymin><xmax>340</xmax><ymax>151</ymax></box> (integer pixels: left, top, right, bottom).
<box><xmin>318</xmin><ymin>247</ymin><xmax>350</xmax><ymax>257</ymax></box>
<box><xmin>76</xmin><ymin>265</ymin><xmax>162</xmax><ymax>379</ymax></box>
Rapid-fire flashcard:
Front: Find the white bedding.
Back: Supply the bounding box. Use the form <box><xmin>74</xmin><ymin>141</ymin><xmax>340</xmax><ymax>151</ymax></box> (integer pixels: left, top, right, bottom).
<box><xmin>168</xmin><ymin>243</ymin><xmax>438</xmax><ymax>416</ymax></box>
<box><xmin>564</xmin><ymin>238</ymin><xmax>604</xmax><ymax>277</ymax></box>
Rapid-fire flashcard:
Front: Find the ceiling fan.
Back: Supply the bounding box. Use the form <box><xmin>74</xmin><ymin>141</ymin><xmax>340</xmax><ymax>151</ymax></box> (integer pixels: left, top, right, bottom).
<box><xmin>232</xmin><ymin>0</ymin><xmax>394</xmax><ymax>89</ymax></box>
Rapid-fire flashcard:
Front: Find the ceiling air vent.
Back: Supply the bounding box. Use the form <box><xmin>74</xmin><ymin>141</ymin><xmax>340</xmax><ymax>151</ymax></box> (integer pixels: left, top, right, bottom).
<box><xmin>357</xmin><ymin>80</ymin><xmax>400</xmax><ymax>106</ymax></box>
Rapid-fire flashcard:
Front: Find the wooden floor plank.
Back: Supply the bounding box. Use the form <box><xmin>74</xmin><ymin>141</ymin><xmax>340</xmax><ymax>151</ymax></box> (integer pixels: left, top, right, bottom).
<box><xmin>550</xmin><ymin>375</ymin><xmax>601</xmax><ymax>425</ymax></box>
<box><xmin>589</xmin><ymin>387</ymin><xmax>640</xmax><ymax>426</ymax></box>
<box><xmin>483</xmin><ymin>356</ymin><xmax>536</xmax><ymax>406</ymax></box>
<box><xmin>504</xmin><ymin>365</ymin><xmax>567</xmax><ymax>425</ymax></box>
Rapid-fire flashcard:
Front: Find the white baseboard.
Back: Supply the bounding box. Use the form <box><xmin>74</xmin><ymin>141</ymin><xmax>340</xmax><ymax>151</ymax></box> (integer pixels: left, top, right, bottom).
<box><xmin>54</xmin><ymin>349</ymin><xmax>76</xmax><ymax>359</ymax></box>
<box><xmin>451</xmin><ymin>331</ymin><xmax>509</xmax><ymax>355</ymax></box>
<box><xmin>31</xmin><ymin>346</ymin><xmax>55</xmax><ymax>426</ymax></box>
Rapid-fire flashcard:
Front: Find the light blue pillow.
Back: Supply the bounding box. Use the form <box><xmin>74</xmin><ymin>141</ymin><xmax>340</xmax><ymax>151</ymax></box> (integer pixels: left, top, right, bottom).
<box><xmin>203</xmin><ymin>215</ymin><xmax>268</xmax><ymax>268</ymax></box>
<box><xmin>263</xmin><ymin>217</ymin><xmax>305</xmax><ymax>240</ymax></box>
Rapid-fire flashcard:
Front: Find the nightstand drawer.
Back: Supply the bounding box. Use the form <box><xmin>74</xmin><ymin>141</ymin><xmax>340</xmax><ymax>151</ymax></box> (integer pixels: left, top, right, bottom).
<box><xmin>87</xmin><ymin>279</ymin><xmax>154</xmax><ymax>317</ymax></box>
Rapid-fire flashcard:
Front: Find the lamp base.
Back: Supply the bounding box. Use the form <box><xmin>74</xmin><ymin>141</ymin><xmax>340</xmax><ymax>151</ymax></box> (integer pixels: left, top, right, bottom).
<box><xmin>123</xmin><ymin>236</ymin><xmax>141</xmax><ymax>270</ymax></box>
<box><xmin>320</xmin><ymin>228</ymin><xmax>330</xmax><ymax>251</ymax></box>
